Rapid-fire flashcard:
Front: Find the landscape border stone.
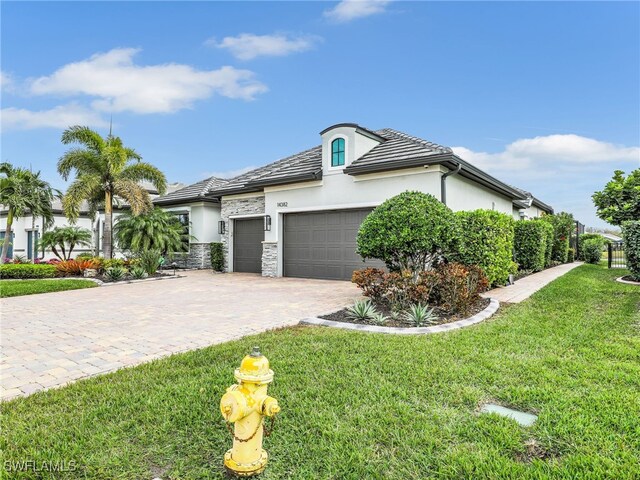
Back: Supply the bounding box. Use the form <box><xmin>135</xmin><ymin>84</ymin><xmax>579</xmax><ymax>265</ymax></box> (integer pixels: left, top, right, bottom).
<box><xmin>616</xmin><ymin>276</ymin><xmax>640</xmax><ymax>286</ymax></box>
<box><xmin>300</xmin><ymin>298</ymin><xmax>500</xmax><ymax>334</ymax></box>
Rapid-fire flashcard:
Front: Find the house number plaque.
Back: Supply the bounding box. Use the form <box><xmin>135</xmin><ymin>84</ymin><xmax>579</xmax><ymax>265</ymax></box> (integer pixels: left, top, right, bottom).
<box><xmin>277</xmin><ymin>202</ymin><xmax>288</xmax><ymax>207</ymax></box>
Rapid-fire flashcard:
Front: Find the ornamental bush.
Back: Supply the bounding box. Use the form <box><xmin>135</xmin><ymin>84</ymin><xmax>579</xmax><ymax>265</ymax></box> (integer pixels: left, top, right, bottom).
<box><xmin>622</xmin><ymin>221</ymin><xmax>640</xmax><ymax>280</ymax></box>
<box><xmin>567</xmin><ymin>248</ymin><xmax>575</xmax><ymax>263</ymax></box>
<box><xmin>210</xmin><ymin>242</ymin><xmax>224</xmax><ymax>271</ymax></box>
<box><xmin>0</xmin><ymin>264</ymin><xmax>56</xmax><ymax>279</ymax></box>
<box><xmin>582</xmin><ymin>238</ymin><xmax>604</xmax><ymax>264</ymax></box>
<box><xmin>514</xmin><ymin>220</ymin><xmax>547</xmax><ymax>272</ymax></box>
<box><xmin>455</xmin><ymin>209</ymin><xmax>516</xmax><ymax>286</ymax></box>
<box><xmin>577</xmin><ymin>233</ymin><xmax>607</xmax><ymax>260</ymax></box>
<box><xmin>540</xmin><ymin>212</ymin><xmax>575</xmax><ymax>263</ymax></box>
<box><xmin>356</xmin><ymin>191</ymin><xmax>459</xmax><ymax>272</ymax></box>
<box><xmin>538</xmin><ymin>220</ymin><xmax>554</xmax><ymax>267</ymax></box>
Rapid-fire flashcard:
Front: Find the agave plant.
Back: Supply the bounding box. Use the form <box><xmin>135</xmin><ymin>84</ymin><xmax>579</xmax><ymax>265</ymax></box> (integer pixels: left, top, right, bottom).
<box><xmin>346</xmin><ymin>299</ymin><xmax>377</xmax><ymax>321</ymax></box>
<box><xmin>130</xmin><ymin>266</ymin><xmax>148</xmax><ymax>280</ymax></box>
<box><xmin>104</xmin><ymin>266</ymin><xmax>128</xmax><ymax>282</ymax></box>
<box><xmin>369</xmin><ymin>311</ymin><xmax>388</xmax><ymax>326</ymax></box>
<box><xmin>403</xmin><ymin>303</ymin><xmax>438</xmax><ymax>327</ymax></box>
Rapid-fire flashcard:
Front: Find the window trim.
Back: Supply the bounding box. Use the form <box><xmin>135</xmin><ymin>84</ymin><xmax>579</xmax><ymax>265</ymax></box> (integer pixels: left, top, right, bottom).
<box><xmin>328</xmin><ymin>135</ymin><xmax>347</xmax><ymax>171</ymax></box>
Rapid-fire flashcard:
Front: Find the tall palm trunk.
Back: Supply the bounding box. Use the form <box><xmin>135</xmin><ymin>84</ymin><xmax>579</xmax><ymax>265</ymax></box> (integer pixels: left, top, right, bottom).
<box><xmin>1</xmin><ymin>209</ymin><xmax>14</xmax><ymax>263</ymax></box>
<box><xmin>103</xmin><ymin>191</ymin><xmax>113</xmax><ymax>259</ymax></box>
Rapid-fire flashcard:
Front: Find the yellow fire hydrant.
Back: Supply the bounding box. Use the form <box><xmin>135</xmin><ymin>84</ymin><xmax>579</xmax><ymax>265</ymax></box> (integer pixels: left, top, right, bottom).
<box><xmin>220</xmin><ymin>347</ymin><xmax>280</xmax><ymax>477</ymax></box>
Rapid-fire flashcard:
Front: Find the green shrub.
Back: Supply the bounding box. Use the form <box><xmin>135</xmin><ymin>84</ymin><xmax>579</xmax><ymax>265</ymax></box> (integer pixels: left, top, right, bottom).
<box><xmin>102</xmin><ymin>258</ymin><xmax>126</xmax><ymax>271</ymax></box>
<box><xmin>104</xmin><ymin>266</ymin><xmax>128</xmax><ymax>282</ymax></box>
<box><xmin>455</xmin><ymin>209</ymin><xmax>516</xmax><ymax>285</ymax></box>
<box><xmin>567</xmin><ymin>248</ymin><xmax>575</xmax><ymax>263</ymax></box>
<box><xmin>0</xmin><ymin>264</ymin><xmax>56</xmax><ymax>279</ymax></box>
<box><xmin>210</xmin><ymin>242</ymin><xmax>224</xmax><ymax>271</ymax></box>
<box><xmin>582</xmin><ymin>239</ymin><xmax>603</xmax><ymax>264</ymax></box>
<box><xmin>622</xmin><ymin>221</ymin><xmax>640</xmax><ymax>280</ymax></box>
<box><xmin>577</xmin><ymin>233</ymin><xmax>607</xmax><ymax>260</ymax></box>
<box><xmin>138</xmin><ymin>249</ymin><xmax>162</xmax><ymax>275</ymax></box>
<box><xmin>537</xmin><ymin>220</ymin><xmax>555</xmax><ymax>267</ymax></box>
<box><xmin>356</xmin><ymin>191</ymin><xmax>459</xmax><ymax>272</ymax></box>
<box><xmin>514</xmin><ymin>220</ymin><xmax>547</xmax><ymax>272</ymax></box>
<box><xmin>540</xmin><ymin>212</ymin><xmax>575</xmax><ymax>263</ymax></box>
<box><xmin>75</xmin><ymin>252</ymin><xmax>95</xmax><ymax>260</ymax></box>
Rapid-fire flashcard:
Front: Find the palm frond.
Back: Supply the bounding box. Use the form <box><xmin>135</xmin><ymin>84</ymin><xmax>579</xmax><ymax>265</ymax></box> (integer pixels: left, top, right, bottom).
<box><xmin>61</xmin><ymin>126</ymin><xmax>105</xmax><ymax>152</ymax></box>
<box><xmin>113</xmin><ymin>179</ymin><xmax>152</xmax><ymax>215</ymax></box>
<box><xmin>119</xmin><ymin>162</ymin><xmax>167</xmax><ymax>195</ymax></box>
<box><xmin>57</xmin><ymin>149</ymin><xmax>102</xmax><ymax>181</ymax></box>
<box><xmin>63</xmin><ymin>175</ymin><xmax>102</xmax><ymax>222</ymax></box>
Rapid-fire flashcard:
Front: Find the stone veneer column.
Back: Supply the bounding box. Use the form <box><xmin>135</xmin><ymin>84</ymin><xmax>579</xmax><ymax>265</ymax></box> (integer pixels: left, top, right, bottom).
<box><xmin>261</xmin><ymin>241</ymin><xmax>278</xmax><ymax>277</ymax></box>
<box><xmin>220</xmin><ymin>196</ymin><xmax>266</xmax><ymax>272</ymax></box>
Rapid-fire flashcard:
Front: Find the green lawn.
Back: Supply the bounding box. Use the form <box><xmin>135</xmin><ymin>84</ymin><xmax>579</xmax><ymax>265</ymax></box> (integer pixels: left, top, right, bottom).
<box><xmin>2</xmin><ymin>265</ymin><xmax>639</xmax><ymax>479</ymax></box>
<box><xmin>0</xmin><ymin>279</ymin><xmax>97</xmax><ymax>298</ymax></box>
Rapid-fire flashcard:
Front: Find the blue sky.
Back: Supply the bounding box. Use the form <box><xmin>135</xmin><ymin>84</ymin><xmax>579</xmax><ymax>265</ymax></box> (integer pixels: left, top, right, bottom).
<box><xmin>1</xmin><ymin>1</ymin><xmax>639</xmax><ymax>228</ymax></box>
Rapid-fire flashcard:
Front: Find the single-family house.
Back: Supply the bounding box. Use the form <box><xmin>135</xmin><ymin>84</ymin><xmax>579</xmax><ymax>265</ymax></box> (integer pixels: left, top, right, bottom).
<box><xmin>153</xmin><ymin>123</ymin><xmax>554</xmax><ymax>279</ymax></box>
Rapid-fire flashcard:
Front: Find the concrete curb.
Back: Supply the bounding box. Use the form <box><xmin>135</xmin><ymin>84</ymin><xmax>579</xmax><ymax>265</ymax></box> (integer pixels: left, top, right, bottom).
<box><xmin>616</xmin><ymin>276</ymin><xmax>640</xmax><ymax>286</ymax></box>
<box><xmin>96</xmin><ymin>274</ymin><xmax>185</xmax><ymax>287</ymax></box>
<box><xmin>300</xmin><ymin>298</ymin><xmax>500</xmax><ymax>335</ymax></box>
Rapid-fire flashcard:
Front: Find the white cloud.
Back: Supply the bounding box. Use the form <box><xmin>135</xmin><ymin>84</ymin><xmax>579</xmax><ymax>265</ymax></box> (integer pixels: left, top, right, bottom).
<box><xmin>1</xmin><ymin>71</ymin><xmax>13</xmax><ymax>91</ymax></box>
<box><xmin>203</xmin><ymin>166</ymin><xmax>257</xmax><ymax>179</ymax></box>
<box><xmin>28</xmin><ymin>48</ymin><xmax>268</xmax><ymax>114</ymax></box>
<box><xmin>324</xmin><ymin>0</ymin><xmax>392</xmax><ymax>23</ymax></box>
<box><xmin>1</xmin><ymin>103</ymin><xmax>109</xmax><ymax>131</ymax></box>
<box><xmin>452</xmin><ymin>134</ymin><xmax>640</xmax><ymax>174</ymax></box>
<box><xmin>207</xmin><ymin>33</ymin><xmax>321</xmax><ymax>61</ymax></box>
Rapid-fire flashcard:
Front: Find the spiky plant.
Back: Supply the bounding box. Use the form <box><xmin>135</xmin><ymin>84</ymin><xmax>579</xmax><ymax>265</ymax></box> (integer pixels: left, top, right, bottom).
<box><xmin>346</xmin><ymin>299</ymin><xmax>378</xmax><ymax>321</ymax></box>
<box><xmin>403</xmin><ymin>303</ymin><xmax>438</xmax><ymax>327</ymax></box>
<box><xmin>104</xmin><ymin>266</ymin><xmax>127</xmax><ymax>282</ymax></box>
<box><xmin>114</xmin><ymin>208</ymin><xmax>191</xmax><ymax>255</ymax></box>
<box><xmin>58</xmin><ymin>126</ymin><xmax>167</xmax><ymax>259</ymax></box>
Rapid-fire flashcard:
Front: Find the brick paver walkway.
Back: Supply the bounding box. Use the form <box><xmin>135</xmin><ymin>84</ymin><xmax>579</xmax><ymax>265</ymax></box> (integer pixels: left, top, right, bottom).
<box><xmin>482</xmin><ymin>262</ymin><xmax>583</xmax><ymax>303</ymax></box>
<box><xmin>1</xmin><ymin>272</ymin><xmax>360</xmax><ymax>401</ymax></box>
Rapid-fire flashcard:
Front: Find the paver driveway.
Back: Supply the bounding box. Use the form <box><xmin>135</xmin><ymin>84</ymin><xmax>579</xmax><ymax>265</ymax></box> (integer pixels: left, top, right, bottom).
<box><xmin>1</xmin><ymin>271</ymin><xmax>360</xmax><ymax>401</ymax></box>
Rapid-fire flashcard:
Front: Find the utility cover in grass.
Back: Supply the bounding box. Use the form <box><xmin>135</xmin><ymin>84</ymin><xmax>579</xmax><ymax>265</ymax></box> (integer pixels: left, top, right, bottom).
<box><xmin>480</xmin><ymin>404</ymin><xmax>538</xmax><ymax>427</ymax></box>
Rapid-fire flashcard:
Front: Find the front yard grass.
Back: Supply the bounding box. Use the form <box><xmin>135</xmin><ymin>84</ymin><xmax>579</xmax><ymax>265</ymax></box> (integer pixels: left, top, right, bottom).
<box><xmin>0</xmin><ymin>279</ymin><xmax>97</xmax><ymax>298</ymax></box>
<box><xmin>2</xmin><ymin>265</ymin><xmax>639</xmax><ymax>479</ymax></box>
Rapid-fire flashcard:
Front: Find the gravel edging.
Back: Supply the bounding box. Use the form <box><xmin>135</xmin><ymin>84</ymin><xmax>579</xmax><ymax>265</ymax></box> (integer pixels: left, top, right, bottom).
<box><xmin>300</xmin><ymin>298</ymin><xmax>500</xmax><ymax>335</ymax></box>
<box><xmin>616</xmin><ymin>276</ymin><xmax>640</xmax><ymax>286</ymax></box>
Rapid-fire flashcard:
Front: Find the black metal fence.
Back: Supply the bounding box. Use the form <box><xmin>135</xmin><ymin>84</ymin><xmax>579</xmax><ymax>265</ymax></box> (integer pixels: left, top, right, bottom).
<box><xmin>607</xmin><ymin>243</ymin><xmax>626</xmax><ymax>269</ymax></box>
<box><xmin>571</xmin><ymin>221</ymin><xmax>585</xmax><ymax>258</ymax></box>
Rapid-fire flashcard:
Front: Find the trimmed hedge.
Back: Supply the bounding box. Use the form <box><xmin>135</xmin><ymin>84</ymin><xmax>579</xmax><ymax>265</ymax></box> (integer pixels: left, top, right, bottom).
<box><xmin>0</xmin><ymin>264</ymin><xmax>57</xmax><ymax>279</ymax></box>
<box><xmin>514</xmin><ymin>220</ymin><xmax>547</xmax><ymax>272</ymax></box>
<box><xmin>577</xmin><ymin>233</ymin><xmax>607</xmax><ymax>260</ymax></box>
<box><xmin>210</xmin><ymin>242</ymin><xmax>224</xmax><ymax>271</ymax></box>
<box><xmin>567</xmin><ymin>248</ymin><xmax>575</xmax><ymax>263</ymax></box>
<box><xmin>540</xmin><ymin>212</ymin><xmax>574</xmax><ymax>263</ymax></box>
<box><xmin>622</xmin><ymin>221</ymin><xmax>640</xmax><ymax>280</ymax></box>
<box><xmin>455</xmin><ymin>209</ymin><xmax>517</xmax><ymax>286</ymax></box>
<box><xmin>357</xmin><ymin>191</ymin><xmax>459</xmax><ymax>272</ymax></box>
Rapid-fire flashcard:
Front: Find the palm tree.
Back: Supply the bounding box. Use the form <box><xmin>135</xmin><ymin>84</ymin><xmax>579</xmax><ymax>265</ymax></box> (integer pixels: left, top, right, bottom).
<box><xmin>0</xmin><ymin>162</ymin><xmax>55</xmax><ymax>263</ymax></box>
<box><xmin>114</xmin><ymin>208</ymin><xmax>193</xmax><ymax>254</ymax></box>
<box><xmin>58</xmin><ymin>126</ymin><xmax>167</xmax><ymax>258</ymax></box>
<box><xmin>38</xmin><ymin>226</ymin><xmax>93</xmax><ymax>260</ymax></box>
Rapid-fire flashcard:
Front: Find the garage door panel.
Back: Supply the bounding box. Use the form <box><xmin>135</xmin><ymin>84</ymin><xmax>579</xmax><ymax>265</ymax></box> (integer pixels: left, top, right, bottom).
<box><xmin>284</xmin><ymin>209</ymin><xmax>385</xmax><ymax>280</ymax></box>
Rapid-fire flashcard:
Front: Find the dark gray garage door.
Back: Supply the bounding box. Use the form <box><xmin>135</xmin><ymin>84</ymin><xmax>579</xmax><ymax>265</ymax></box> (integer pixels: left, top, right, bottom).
<box><xmin>233</xmin><ymin>218</ymin><xmax>264</xmax><ymax>273</ymax></box>
<box><xmin>283</xmin><ymin>209</ymin><xmax>385</xmax><ymax>280</ymax></box>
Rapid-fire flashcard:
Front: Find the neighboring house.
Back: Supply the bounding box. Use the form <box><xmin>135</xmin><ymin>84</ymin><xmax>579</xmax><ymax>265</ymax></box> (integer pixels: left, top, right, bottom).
<box><xmin>0</xmin><ymin>199</ymin><xmax>94</xmax><ymax>260</ymax></box>
<box><xmin>153</xmin><ymin>123</ymin><xmax>554</xmax><ymax>280</ymax></box>
<box><xmin>0</xmin><ymin>182</ymin><xmax>185</xmax><ymax>261</ymax></box>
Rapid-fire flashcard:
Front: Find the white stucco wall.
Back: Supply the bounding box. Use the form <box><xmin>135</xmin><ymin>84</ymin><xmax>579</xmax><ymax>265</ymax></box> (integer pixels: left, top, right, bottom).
<box><xmin>321</xmin><ymin>125</ymin><xmax>382</xmax><ymax>175</ymax></box>
<box><xmin>0</xmin><ymin>213</ymin><xmax>95</xmax><ymax>260</ymax></box>
<box><xmin>153</xmin><ymin>202</ymin><xmax>222</xmax><ymax>244</ymax></box>
<box><xmin>445</xmin><ymin>174</ymin><xmax>513</xmax><ymax>214</ymax></box>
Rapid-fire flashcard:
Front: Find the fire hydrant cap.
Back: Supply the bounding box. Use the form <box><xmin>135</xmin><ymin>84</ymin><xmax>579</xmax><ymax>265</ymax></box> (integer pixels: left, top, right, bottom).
<box><xmin>235</xmin><ymin>346</ymin><xmax>274</xmax><ymax>384</ymax></box>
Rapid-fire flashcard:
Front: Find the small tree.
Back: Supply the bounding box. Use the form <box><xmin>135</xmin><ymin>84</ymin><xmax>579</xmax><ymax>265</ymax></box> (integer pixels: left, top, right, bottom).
<box><xmin>592</xmin><ymin>169</ymin><xmax>640</xmax><ymax>226</ymax></box>
<box><xmin>356</xmin><ymin>191</ymin><xmax>459</xmax><ymax>273</ymax></box>
<box><xmin>38</xmin><ymin>226</ymin><xmax>92</xmax><ymax>260</ymax></box>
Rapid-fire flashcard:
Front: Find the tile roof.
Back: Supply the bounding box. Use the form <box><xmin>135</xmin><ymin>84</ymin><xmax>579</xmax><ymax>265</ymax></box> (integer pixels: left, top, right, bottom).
<box><xmin>153</xmin><ymin>176</ymin><xmax>228</xmax><ymax>205</ymax></box>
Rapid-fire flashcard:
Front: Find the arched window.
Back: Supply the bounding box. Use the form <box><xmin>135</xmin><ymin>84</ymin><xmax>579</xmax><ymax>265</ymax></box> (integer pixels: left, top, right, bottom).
<box><xmin>331</xmin><ymin>138</ymin><xmax>345</xmax><ymax>167</ymax></box>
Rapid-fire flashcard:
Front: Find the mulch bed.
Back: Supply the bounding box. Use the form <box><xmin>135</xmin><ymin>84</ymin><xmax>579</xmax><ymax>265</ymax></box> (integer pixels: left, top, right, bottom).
<box><xmin>319</xmin><ymin>297</ymin><xmax>491</xmax><ymax>327</ymax></box>
<box><xmin>620</xmin><ymin>275</ymin><xmax>640</xmax><ymax>284</ymax></box>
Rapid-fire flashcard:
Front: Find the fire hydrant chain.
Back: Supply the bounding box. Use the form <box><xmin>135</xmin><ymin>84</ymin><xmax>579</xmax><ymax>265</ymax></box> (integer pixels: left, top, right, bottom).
<box><xmin>219</xmin><ymin>346</ymin><xmax>280</xmax><ymax>477</ymax></box>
